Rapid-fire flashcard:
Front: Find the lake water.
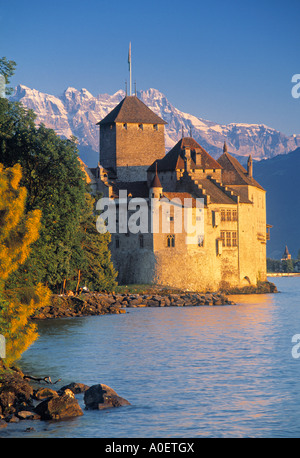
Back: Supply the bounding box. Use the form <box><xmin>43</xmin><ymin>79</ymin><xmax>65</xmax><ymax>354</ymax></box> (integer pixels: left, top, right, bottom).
<box><xmin>2</xmin><ymin>276</ymin><xmax>300</xmax><ymax>438</ymax></box>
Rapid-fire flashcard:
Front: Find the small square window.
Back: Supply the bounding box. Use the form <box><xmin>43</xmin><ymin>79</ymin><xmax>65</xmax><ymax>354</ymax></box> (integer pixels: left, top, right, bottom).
<box><xmin>138</xmin><ymin>124</ymin><xmax>143</xmax><ymax>130</ymax></box>
<box><xmin>153</xmin><ymin>124</ymin><xmax>158</xmax><ymax>130</ymax></box>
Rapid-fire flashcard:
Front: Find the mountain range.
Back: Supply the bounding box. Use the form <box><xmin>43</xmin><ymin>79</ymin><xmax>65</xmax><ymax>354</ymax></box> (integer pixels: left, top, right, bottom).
<box><xmin>10</xmin><ymin>85</ymin><xmax>300</xmax><ymax>168</ymax></box>
<box><xmin>254</xmin><ymin>148</ymin><xmax>300</xmax><ymax>260</ymax></box>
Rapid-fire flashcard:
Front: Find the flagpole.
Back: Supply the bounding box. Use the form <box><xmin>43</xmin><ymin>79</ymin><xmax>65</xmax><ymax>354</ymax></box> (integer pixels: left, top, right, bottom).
<box><xmin>128</xmin><ymin>42</ymin><xmax>132</xmax><ymax>96</ymax></box>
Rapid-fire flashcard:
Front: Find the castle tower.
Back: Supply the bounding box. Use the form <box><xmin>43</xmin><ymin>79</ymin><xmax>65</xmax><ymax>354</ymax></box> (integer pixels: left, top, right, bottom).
<box><xmin>97</xmin><ymin>95</ymin><xmax>167</xmax><ymax>182</ymax></box>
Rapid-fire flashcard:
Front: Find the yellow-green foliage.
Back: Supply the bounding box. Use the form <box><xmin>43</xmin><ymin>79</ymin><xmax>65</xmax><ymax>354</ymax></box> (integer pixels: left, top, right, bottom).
<box><xmin>0</xmin><ymin>163</ymin><xmax>51</xmax><ymax>364</ymax></box>
<box><xmin>0</xmin><ymin>163</ymin><xmax>41</xmax><ymax>280</ymax></box>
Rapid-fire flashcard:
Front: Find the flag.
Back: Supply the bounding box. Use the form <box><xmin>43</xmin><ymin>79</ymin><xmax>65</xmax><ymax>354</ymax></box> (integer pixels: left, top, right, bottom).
<box><xmin>128</xmin><ymin>42</ymin><xmax>131</xmax><ymax>71</ymax></box>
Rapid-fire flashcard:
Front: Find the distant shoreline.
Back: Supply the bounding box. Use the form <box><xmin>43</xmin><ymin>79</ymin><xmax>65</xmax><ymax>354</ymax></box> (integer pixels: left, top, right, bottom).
<box><xmin>267</xmin><ymin>273</ymin><xmax>300</xmax><ymax>277</ymax></box>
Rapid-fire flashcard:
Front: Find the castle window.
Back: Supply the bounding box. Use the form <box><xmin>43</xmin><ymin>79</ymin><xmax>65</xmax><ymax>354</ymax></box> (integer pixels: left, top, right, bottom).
<box><xmin>167</xmin><ymin>234</ymin><xmax>175</xmax><ymax>248</ymax></box>
<box><xmin>220</xmin><ymin>231</ymin><xmax>226</xmax><ymax>247</ymax></box>
<box><xmin>221</xmin><ymin>210</ymin><xmax>226</xmax><ymax>222</ymax></box>
<box><xmin>139</xmin><ymin>235</ymin><xmax>144</xmax><ymax>248</ymax></box>
<box><xmin>138</xmin><ymin>123</ymin><xmax>143</xmax><ymax>131</ymax></box>
<box><xmin>123</xmin><ymin>123</ymin><xmax>127</xmax><ymax>130</ymax></box>
<box><xmin>153</xmin><ymin>124</ymin><xmax>158</xmax><ymax>130</ymax></box>
<box><xmin>232</xmin><ymin>231</ymin><xmax>237</xmax><ymax>247</ymax></box>
<box><xmin>226</xmin><ymin>210</ymin><xmax>231</xmax><ymax>221</ymax></box>
<box><xmin>226</xmin><ymin>231</ymin><xmax>231</xmax><ymax>247</ymax></box>
<box><xmin>198</xmin><ymin>235</ymin><xmax>204</xmax><ymax>247</ymax></box>
<box><xmin>115</xmin><ymin>237</ymin><xmax>120</xmax><ymax>249</ymax></box>
<box><xmin>232</xmin><ymin>210</ymin><xmax>237</xmax><ymax>221</ymax></box>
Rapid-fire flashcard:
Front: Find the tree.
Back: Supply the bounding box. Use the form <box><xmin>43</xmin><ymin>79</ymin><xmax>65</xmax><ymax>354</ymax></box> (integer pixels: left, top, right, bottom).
<box><xmin>281</xmin><ymin>259</ymin><xmax>294</xmax><ymax>273</ymax></box>
<box><xmin>0</xmin><ymin>97</ymin><xmax>117</xmax><ymax>292</ymax></box>
<box><xmin>79</xmin><ymin>194</ymin><xmax>117</xmax><ymax>292</ymax></box>
<box><xmin>0</xmin><ymin>163</ymin><xmax>51</xmax><ymax>364</ymax></box>
<box><xmin>0</xmin><ymin>57</ymin><xmax>17</xmax><ymax>96</ymax></box>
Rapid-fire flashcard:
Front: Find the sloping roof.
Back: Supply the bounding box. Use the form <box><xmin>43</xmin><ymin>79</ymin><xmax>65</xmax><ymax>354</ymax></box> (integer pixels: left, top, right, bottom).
<box><xmin>97</xmin><ymin>96</ymin><xmax>167</xmax><ymax>125</ymax></box>
<box><xmin>148</xmin><ymin>137</ymin><xmax>222</xmax><ymax>172</ymax></box>
<box><xmin>217</xmin><ymin>152</ymin><xmax>265</xmax><ymax>190</ymax></box>
<box><xmin>196</xmin><ymin>178</ymin><xmax>238</xmax><ymax>204</ymax></box>
<box><xmin>162</xmin><ymin>192</ymin><xmax>198</xmax><ymax>207</ymax></box>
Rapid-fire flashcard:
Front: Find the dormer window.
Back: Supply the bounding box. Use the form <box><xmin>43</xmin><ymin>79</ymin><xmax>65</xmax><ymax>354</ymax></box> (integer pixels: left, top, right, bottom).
<box><xmin>138</xmin><ymin>124</ymin><xmax>143</xmax><ymax>131</ymax></box>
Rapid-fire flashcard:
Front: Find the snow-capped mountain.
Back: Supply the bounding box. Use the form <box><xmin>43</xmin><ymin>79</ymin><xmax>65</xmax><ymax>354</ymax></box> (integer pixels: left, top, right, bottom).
<box><xmin>10</xmin><ymin>85</ymin><xmax>300</xmax><ymax>167</ymax></box>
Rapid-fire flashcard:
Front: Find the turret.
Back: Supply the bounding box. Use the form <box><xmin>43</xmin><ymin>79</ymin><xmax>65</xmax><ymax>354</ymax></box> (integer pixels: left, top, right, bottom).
<box><xmin>149</xmin><ymin>163</ymin><xmax>163</xmax><ymax>199</ymax></box>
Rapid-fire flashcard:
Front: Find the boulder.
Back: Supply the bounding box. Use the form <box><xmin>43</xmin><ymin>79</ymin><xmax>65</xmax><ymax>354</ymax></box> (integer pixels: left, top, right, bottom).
<box><xmin>17</xmin><ymin>410</ymin><xmax>41</xmax><ymax>420</ymax></box>
<box><xmin>34</xmin><ymin>387</ymin><xmax>58</xmax><ymax>400</ymax></box>
<box><xmin>84</xmin><ymin>384</ymin><xmax>130</xmax><ymax>410</ymax></box>
<box><xmin>34</xmin><ymin>389</ymin><xmax>83</xmax><ymax>420</ymax></box>
<box><xmin>58</xmin><ymin>382</ymin><xmax>90</xmax><ymax>394</ymax></box>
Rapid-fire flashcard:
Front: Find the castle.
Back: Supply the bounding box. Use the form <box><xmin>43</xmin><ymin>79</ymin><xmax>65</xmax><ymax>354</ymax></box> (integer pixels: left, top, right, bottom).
<box><xmin>83</xmin><ymin>94</ymin><xmax>270</xmax><ymax>291</ymax></box>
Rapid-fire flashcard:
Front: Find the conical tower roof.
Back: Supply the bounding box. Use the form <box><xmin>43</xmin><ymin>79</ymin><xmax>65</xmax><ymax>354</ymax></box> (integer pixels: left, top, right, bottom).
<box><xmin>150</xmin><ymin>163</ymin><xmax>162</xmax><ymax>188</ymax></box>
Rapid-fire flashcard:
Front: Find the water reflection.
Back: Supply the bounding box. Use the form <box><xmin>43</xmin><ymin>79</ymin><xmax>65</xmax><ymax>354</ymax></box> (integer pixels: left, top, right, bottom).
<box><xmin>2</xmin><ymin>277</ymin><xmax>300</xmax><ymax>438</ymax></box>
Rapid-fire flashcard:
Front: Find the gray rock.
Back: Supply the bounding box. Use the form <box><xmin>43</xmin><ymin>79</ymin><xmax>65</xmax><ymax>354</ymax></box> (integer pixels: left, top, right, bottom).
<box><xmin>84</xmin><ymin>384</ymin><xmax>130</xmax><ymax>410</ymax></box>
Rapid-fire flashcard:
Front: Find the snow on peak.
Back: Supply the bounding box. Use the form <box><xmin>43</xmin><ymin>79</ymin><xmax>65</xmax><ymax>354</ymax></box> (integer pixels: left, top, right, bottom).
<box><xmin>9</xmin><ymin>85</ymin><xmax>300</xmax><ymax>162</ymax></box>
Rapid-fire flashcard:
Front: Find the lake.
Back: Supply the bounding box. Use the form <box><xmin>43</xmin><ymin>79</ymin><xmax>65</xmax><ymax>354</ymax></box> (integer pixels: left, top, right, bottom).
<box><xmin>2</xmin><ymin>276</ymin><xmax>300</xmax><ymax>438</ymax></box>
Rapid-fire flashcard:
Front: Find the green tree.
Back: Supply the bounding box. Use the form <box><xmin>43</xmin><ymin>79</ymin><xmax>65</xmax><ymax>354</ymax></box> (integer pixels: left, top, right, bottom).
<box><xmin>0</xmin><ymin>57</ymin><xmax>17</xmax><ymax>96</ymax></box>
<box><xmin>79</xmin><ymin>194</ymin><xmax>117</xmax><ymax>292</ymax></box>
<box><xmin>0</xmin><ymin>96</ymin><xmax>117</xmax><ymax>292</ymax></box>
<box><xmin>281</xmin><ymin>259</ymin><xmax>294</xmax><ymax>273</ymax></box>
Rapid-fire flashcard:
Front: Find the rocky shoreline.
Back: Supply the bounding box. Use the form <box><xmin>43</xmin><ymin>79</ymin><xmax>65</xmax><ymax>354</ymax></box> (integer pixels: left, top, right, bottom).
<box><xmin>31</xmin><ymin>280</ymin><xmax>278</xmax><ymax>320</ymax></box>
<box><xmin>32</xmin><ymin>290</ymin><xmax>236</xmax><ymax>320</ymax></box>
<box><xmin>0</xmin><ymin>361</ymin><xmax>130</xmax><ymax>429</ymax></box>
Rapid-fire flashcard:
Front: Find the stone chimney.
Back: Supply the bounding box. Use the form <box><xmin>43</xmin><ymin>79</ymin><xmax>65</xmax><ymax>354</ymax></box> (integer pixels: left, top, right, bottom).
<box><xmin>247</xmin><ymin>155</ymin><xmax>253</xmax><ymax>178</ymax></box>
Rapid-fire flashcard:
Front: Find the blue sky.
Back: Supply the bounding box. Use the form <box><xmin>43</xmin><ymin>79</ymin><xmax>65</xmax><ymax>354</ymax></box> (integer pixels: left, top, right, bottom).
<box><xmin>1</xmin><ymin>0</ymin><xmax>299</xmax><ymax>135</ymax></box>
